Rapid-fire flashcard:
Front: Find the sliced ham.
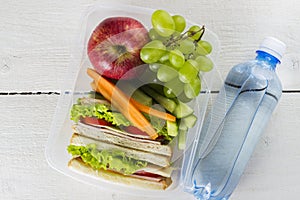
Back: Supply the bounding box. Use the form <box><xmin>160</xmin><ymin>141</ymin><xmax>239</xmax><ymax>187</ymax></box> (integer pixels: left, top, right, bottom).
<box><xmin>73</xmin><ymin>122</ymin><xmax>172</xmax><ymax>157</ymax></box>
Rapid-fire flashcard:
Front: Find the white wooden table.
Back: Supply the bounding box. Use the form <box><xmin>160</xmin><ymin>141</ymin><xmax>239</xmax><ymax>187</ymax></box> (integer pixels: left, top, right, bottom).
<box><xmin>1</xmin><ymin>0</ymin><xmax>300</xmax><ymax>199</ymax></box>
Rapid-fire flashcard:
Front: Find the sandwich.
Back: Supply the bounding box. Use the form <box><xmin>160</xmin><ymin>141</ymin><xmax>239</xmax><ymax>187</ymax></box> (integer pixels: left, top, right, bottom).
<box><xmin>67</xmin><ymin>95</ymin><xmax>175</xmax><ymax>190</ymax></box>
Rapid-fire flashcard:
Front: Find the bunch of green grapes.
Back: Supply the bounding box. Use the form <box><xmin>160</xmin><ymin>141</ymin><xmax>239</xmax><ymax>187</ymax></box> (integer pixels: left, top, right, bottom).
<box><xmin>140</xmin><ymin>9</ymin><xmax>214</xmax><ymax>102</ymax></box>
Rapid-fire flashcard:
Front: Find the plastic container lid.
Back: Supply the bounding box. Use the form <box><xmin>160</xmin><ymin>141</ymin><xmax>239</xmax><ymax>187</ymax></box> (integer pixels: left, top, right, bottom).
<box><xmin>45</xmin><ymin>3</ymin><xmax>221</xmax><ymax>199</ymax></box>
<box><xmin>257</xmin><ymin>36</ymin><xmax>286</xmax><ymax>62</ymax></box>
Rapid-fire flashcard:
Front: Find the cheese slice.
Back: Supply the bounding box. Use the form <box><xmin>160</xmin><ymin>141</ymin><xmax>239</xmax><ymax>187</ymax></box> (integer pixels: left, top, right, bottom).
<box><xmin>138</xmin><ymin>164</ymin><xmax>173</xmax><ymax>178</ymax></box>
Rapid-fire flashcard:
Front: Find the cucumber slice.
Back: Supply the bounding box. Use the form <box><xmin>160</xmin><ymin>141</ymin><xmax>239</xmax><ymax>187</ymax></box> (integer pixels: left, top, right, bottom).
<box><xmin>178</xmin><ymin>129</ymin><xmax>187</xmax><ymax>150</ymax></box>
<box><xmin>182</xmin><ymin>114</ymin><xmax>197</xmax><ymax>128</ymax></box>
<box><xmin>118</xmin><ymin>82</ymin><xmax>153</xmax><ymax>106</ymax></box>
<box><xmin>177</xmin><ymin>91</ymin><xmax>193</xmax><ymax>103</ymax></box>
<box><xmin>132</xmin><ymin>89</ymin><xmax>152</xmax><ymax>107</ymax></box>
<box><xmin>178</xmin><ymin>119</ymin><xmax>188</xmax><ymax>131</ymax></box>
<box><xmin>167</xmin><ymin>120</ymin><xmax>178</xmax><ymax>137</ymax></box>
<box><xmin>142</xmin><ymin>86</ymin><xmax>177</xmax><ymax>113</ymax></box>
<box><xmin>148</xmin><ymin>83</ymin><xmax>164</xmax><ymax>95</ymax></box>
<box><xmin>173</xmin><ymin>101</ymin><xmax>194</xmax><ymax>118</ymax></box>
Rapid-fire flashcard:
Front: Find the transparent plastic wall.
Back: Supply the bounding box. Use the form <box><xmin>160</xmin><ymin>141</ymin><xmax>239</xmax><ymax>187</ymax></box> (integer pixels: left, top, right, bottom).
<box><xmin>46</xmin><ymin>3</ymin><xmax>221</xmax><ymax>198</ymax></box>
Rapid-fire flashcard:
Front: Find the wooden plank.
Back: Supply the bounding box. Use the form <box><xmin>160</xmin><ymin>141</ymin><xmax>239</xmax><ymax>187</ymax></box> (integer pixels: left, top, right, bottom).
<box><xmin>0</xmin><ymin>1</ymin><xmax>83</xmax><ymax>92</ymax></box>
<box><xmin>0</xmin><ymin>93</ymin><xmax>300</xmax><ymax>199</ymax></box>
<box><xmin>0</xmin><ymin>95</ymin><xmax>116</xmax><ymax>200</ymax></box>
<box><xmin>232</xmin><ymin>92</ymin><xmax>300</xmax><ymax>199</ymax></box>
<box><xmin>1</xmin><ymin>0</ymin><xmax>300</xmax><ymax>91</ymax></box>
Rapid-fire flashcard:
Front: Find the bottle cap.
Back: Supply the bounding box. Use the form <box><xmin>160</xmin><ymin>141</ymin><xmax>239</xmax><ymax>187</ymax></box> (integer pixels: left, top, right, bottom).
<box><xmin>257</xmin><ymin>37</ymin><xmax>286</xmax><ymax>62</ymax></box>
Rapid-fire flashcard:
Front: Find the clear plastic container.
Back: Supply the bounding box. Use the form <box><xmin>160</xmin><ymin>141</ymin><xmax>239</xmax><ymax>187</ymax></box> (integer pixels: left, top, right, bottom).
<box><xmin>45</xmin><ymin>3</ymin><xmax>220</xmax><ymax>198</ymax></box>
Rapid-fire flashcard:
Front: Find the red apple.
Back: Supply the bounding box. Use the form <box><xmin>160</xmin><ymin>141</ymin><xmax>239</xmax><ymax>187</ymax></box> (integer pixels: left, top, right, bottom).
<box><xmin>87</xmin><ymin>17</ymin><xmax>150</xmax><ymax>79</ymax></box>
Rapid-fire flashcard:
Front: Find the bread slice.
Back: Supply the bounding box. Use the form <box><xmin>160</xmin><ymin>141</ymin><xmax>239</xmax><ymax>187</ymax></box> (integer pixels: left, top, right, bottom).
<box><xmin>70</xmin><ymin>133</ymin><xmax>171</xmax><ymax>167</ymax></box>
<box><xmin>68</xmin><ymin>158</ymin><xmax>172</xmax><ymax>190</ymax></box>
<box><xmin>73</xmin><ymin>122</ymin><xmax>172</xmax><ymax>156</ymax></box>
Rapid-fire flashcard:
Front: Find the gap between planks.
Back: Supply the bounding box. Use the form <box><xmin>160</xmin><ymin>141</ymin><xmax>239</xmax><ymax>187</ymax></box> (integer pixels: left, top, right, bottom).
<box><xmin>0</xmin><ymin>90</ymin><xmax>300</xmax><ymax>96</ymax></box>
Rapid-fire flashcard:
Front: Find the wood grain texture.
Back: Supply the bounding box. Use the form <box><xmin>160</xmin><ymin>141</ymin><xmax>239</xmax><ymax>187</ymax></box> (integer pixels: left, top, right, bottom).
<box><xmin>0</xmin><ymin>0</ymin><xmax>300</xmax><ymax>91</ymax></box>
<box><xmin>1</xmin><ymin>94</ymin><xmax>300</xmax><ymax>200</ymax></box>
<box><xmin>231</xmin><ymin>93</ymin><xmax>300</xmax><ymax>199</ymax></box>
<box><xmin>1</xmin><ymin>0</ymin><xmax>300</xmax><ymax>199</ymax></box>
<box><xmin>0</xmin><ymin>95</ymin><xmax>113</xmax><ymax>200</ymax></box>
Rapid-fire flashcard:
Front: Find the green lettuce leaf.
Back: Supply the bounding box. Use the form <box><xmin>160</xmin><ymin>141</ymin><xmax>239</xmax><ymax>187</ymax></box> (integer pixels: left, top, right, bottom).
<box><xmin>67</xmin><ymin>144</ymin><xmax>147</xmax><ymax>175</ymax></box>
<box><xmin>70</xmin><ymin>101</ymin><xmax>130</xmax><ymax>126</ymax></box>
<box><xmin>157</xmin><ymin>126</ymin><xmax>172</xmax><ymax>144</ymax></box>
<box><xmin>70</xmin><ymin>98</ymin><xmax>172</xmax><ymax>144</ymax></box>
<box><xmin>150</xmin><ymin>116</ymin><xmax>172</xmax><ymax>144</ymax></box>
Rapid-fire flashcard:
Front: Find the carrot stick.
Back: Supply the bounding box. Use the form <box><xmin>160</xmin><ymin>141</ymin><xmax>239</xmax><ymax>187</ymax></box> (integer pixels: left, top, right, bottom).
<box><xmin>91</xmin><ymin>81</ymin><xmax>176</xmax><ymax>122</ymax></box>
<box><xmin>87</xmin><ymin>68</ymin><xmax>158</xmax><ymax>139</ymax></box>
<box><xmin>130</xmin><ymin>99</ymin><xmax>176</xmax><ymax>122</ymax></box>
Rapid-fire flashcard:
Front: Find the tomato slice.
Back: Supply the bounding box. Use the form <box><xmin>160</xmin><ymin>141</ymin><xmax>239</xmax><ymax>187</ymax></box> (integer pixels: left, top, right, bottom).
<box><xmin>123</xmin><ymin>126</ymin><xmax>149</xmax><ymax>136</ymax></box>
<box><xmin>81</xmin><ymin>117</ymin><xmax>113</xmax><ymax>126</ymax></box>
<box><xmin>134</xmin><ymin>170</ymin><xmax>162</xmax><ymax>178</ymax></box>
<box><xmin>81</xmin><ymin>117</ymin><xmax>149</xmax><ymax>136</ymax></box>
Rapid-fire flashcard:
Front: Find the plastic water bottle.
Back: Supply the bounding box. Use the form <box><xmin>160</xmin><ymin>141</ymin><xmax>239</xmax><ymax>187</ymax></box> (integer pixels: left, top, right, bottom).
<box><xmin>188</xmin><ymin>37</ymin><xmax>286</xmax><ymax>200</ymax></box>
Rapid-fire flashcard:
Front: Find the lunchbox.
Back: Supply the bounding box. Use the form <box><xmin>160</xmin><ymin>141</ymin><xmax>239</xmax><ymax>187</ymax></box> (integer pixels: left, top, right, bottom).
<box><xmin>46</xmin><ymin>3</ymin><xmax>220</xmax><ymax>199</ymax></box>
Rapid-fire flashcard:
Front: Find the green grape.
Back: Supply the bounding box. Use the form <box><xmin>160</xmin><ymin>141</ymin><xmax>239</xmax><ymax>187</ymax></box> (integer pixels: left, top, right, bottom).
<box><xmin>140</xmin><ymin>40</ymin><xmax>166</xmax><ymax>64</ymax></box>
<box><xmin>169</xmin><ymin>49</ymin><xmax>185</xmax><ymax>69</ymax></box>
<box><xmin>188</xmin><ymin>25</ymin><xmax>203</xmax><ymax>40</ymax></box>
<box><xmin>149</xmin><ymin>63</ymin><xmax>161</xmax><ymax>72</ymax></box>
<box><xmin>148</xmin><ymin>28</ymin><xmax>163</xmax><ymax>41</ymax></box>
<box><xmin>184</xmin><ymin>53</ymin><xmax>194</xmax><ymax>61</ymax></box>
<box><xmin>185</xmin><ymin>59</ymin><xmax>199</xmax><ymax>71</ymax></box>
<box><xmin>163</xmin><ymin>77</ymin><xmax>184</xmax><ymax>98</ymax></box>
<box><xmin>195</xmin><ymin>55</ymin><xmax>214</xmax><ymax>72</ymax></box>
<box><xmin>172</xmin><ymin>15</ymin><xmax>186</xmax><ymax>33</ymax></box>
<box><xmin>184</xmin><ymin>76</ymin><xmax>201</xmax><ymax>98</ymax></box>
<box><xmin>196</xmin><ymin>40</ymin><xmax>212</xmax><ymax>55</ymax></box>
<box><xmin>159</xmin><ymin>53</ymin><xmax>170</xmax><ymax>63</ymax></box>
<box><xmin>162</xmin><ymin>60</ymin><xmax>172</xmax><ymax>66</ymax></box>
<box><xmin>178</xmin><ymin>60</ymin><xmax>198</xmax><ymax>83</ymax></box>
<box><xmin>152</xmin><ymin>10</ymin><xmax>175</xmax><ymax>37</ymax></box>
<box><xmin>190</xmin><ymin>50</ymin><xmax>200</xmax><ymax>60</ymax></box>
<box><xmin>138</xmin><ymin>67</ymin><xmax>159</xmax><ymax>84</ymax></box>
<box><xmin>178</xmin><ymin>39</ymin><xmax>195</xmax><ymax>54</ymax></box>
<box><xmin>157</xmin><ymin>64</ymin><xmax>178</xmax><ymax>82</ymax></box>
